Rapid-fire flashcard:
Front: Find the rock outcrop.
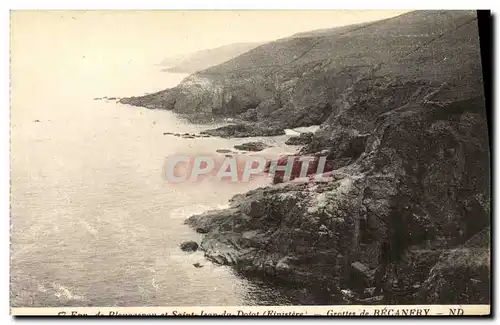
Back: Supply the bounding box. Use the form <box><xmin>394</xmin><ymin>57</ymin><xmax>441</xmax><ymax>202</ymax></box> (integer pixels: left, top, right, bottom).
<box><xmin>233</xmin><ymin>142</ymin><xmax>269</xmax><ymax>152</ymax></box>
<box><xmin>285</xmin><ymin>132</ymin><xmax>314</xmax><ymax>145</ymax></box>
<box><xmin>414</xmin><ymin>227</ymin><xmax>490</xmax><ymax>304</ymax></box>
<box><xmin>160</xmin><ymin>42</ymin><xmax>262</xmax><ymax>73</ymax></box>
<box><xmin>187</xmin><ymin>93</ymin><xmax>490</xmax><ymax>303</ymax></box>
<box><xmin>200</xmin><ymin>123</ymin><xmax>285</xmax><ymax>138</ymax></box>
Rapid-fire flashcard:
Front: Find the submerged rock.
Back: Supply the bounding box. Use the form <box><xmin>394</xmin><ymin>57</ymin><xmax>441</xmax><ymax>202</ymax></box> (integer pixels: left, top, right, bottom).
<box><xmin>201</xmin><ymin>124</ymin><xmax>285</xmax><ymax>138</ymax></box>
<box><xmin>180</xmin><ymin>241</ymin><xmax>199</xmax><ymax>252</ymax></box>
<box><xmin>233</xmin><ymin>142</ymin><xmax>268</xmax><ymax>152</ymax></box>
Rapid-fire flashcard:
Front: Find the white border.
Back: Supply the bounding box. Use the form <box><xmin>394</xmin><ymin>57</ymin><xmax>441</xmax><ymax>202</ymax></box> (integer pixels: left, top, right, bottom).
<box><xmin>2</xmin><ymin>1</ymin><xmax>500</xmax><ymax>10</ymax></box>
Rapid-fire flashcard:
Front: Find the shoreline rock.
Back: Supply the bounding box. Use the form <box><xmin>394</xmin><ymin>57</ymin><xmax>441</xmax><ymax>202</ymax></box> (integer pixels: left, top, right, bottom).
<box><xmin>200</xmin><ymin>124</ymin><xmax>285</xmax><ymax>138</ymax></box>
<box><xmin>233</xmin><ymin>142</ymin><xmax>269</xmax><ymax>152</ymax></box>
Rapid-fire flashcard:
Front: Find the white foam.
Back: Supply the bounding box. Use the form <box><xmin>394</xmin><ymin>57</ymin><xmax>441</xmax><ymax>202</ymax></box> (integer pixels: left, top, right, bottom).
<box><xmin>295</xmin><ymin>125</ymin><xmax>321</xmax><ymax>133</ymax></box>
<box><xmin>284</xmin><ymin>125</ymin><xmax>321</xmax><ymax>136</ymax></box>
<box><xmin>284</xmin><ymin>129</ymin><xmax>300</xmax><ymax>136</ymax></box>
<box><xmin>168</xmin><ymin>203</ymin><xmax>229</xmax><ymax>220</ymax></box>
<box><xmin>151</xmin><ymin>278</ymin><xmax>160</xmax><ymax>291</ymax></box>
<box><xmin>52</xmin><ymin>283</ymin><xmax>85</xmax><ymax>301</ymax></box>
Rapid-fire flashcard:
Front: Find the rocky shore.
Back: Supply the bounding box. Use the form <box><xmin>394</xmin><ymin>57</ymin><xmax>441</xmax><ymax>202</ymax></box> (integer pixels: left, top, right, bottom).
<box><xmin>186</xmin><ymin>94</ymin><xmax>490</xmax><ymax>303</ymax></box>
<box><xmin>121</xmin><ymin>10</ymin><xmax>490</xmax><ymax>304</ymax></box>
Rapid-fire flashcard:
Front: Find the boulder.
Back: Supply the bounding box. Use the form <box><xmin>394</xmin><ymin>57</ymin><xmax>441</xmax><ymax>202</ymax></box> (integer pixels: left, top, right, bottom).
<box><xmin>180</xmin><ymin>241</ymin><xmax>199</xmax><ymax>252</ymax></box>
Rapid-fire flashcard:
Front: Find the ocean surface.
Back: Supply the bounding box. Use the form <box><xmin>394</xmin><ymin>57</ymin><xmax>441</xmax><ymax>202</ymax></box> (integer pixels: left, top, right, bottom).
<box><xmin>10</xmin><ymin>63</ymin><xmax>319</xmax><ymax>307</ymax></box>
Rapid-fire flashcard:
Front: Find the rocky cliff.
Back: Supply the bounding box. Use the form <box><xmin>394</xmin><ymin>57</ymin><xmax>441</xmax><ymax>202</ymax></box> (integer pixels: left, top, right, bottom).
<box><xmin>122</xmin><ymin>10</ymin><xmax>490</xmax><ymax>304</ymax></box>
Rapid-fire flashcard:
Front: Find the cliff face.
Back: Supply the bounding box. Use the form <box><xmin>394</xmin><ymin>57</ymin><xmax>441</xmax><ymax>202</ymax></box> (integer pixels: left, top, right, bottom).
<box><xmin>122</xmin><ymin>10</ymin><xmax>490</xmax><ymax>304</ymax></box>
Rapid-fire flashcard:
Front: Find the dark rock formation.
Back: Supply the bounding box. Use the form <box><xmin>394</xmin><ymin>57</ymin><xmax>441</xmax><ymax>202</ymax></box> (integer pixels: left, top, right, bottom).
<box><xmin>285</xmin><ymin>132</ymin><xmax>314</xmax><ymax>145</ymax></box>
<box><xmin>215</xmin><ymin>149</ymin><xmax>234</xmax><ymax>154</ymax></box>
<box><xmin>200</xmin><ymin>123</ymin><xmax>285</xmax><ymax>138</ymax></box>
<box><xmin>180</xmin><ymin>241</ymin><xmax>199</xmax><ymax>252</ymax></box>
<box><xmin>163</xmin><ymin>132</ymin><xmax>213</xmax><ymax>139</ymax></box>
<box><xmin>233</xmin><ymin>142</ymin><xmax>269</xmax><ymax>152</ymax></box>
<box><xmin>160</xmin><ymin>42</ymin><xmax>262</xmax><ymax>73</ymax></box>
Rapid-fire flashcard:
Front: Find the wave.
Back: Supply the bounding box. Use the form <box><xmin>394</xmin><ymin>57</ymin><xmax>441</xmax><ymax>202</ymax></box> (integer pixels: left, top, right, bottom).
<box><xmin>169</xmin><ymin>203</ymin><xmax>230</xmax><ymax>220</ymax></box>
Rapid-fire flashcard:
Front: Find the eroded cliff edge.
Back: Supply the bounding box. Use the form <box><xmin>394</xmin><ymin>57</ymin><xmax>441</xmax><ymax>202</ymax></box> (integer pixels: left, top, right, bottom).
<box><xmin>122</xmin><ymin>10</ymin><xmax>490</xmax><ymax>304</ymax></box>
